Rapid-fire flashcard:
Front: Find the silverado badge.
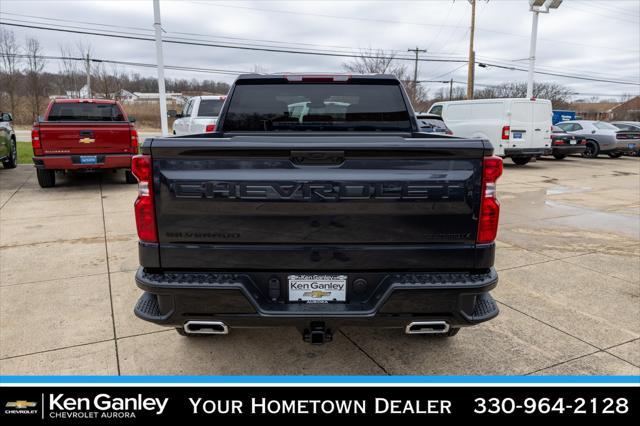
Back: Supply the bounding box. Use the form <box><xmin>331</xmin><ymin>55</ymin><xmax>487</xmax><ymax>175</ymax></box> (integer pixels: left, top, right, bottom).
<box><xmin>79</xmin><ymin>137</ymin><xmax>95</xmax><ymax>144</ymax></box>
<box><xmin>303</xmin><ymin>290</ymin><xmax>331</xmax><ymax>298</ymax></box>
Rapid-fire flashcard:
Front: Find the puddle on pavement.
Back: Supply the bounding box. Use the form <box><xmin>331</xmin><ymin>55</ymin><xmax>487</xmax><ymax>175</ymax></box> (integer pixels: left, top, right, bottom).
<box><xmin>546</xmin><ymin>186</ymin><xmax>592</xmax><ymax>196</ymax></box>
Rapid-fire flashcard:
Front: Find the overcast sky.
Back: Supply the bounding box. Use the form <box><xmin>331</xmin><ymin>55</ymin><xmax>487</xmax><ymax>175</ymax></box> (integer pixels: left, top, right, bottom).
<box><xmin>1</xmin><ymin>0</ymin><xmax>639</xmax><ymax>100</ymax></box>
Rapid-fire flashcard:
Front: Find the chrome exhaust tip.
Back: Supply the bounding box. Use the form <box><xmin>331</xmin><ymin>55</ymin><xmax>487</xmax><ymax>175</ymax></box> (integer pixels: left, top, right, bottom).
<box><xmin>405</xmin><ymin>321</ymin><xmax>450</xmax><ymax>334</ymax></box>
<box><xmin>184</xmin><ymin>321</ymin><xmax>229</xmax><ymax>335</ymax></box>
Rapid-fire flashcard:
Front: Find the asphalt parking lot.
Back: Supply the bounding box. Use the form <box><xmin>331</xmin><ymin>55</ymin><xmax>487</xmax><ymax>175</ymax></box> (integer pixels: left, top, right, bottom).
<box><xmin>0</xmin><ymin>156</ymin><xmax>638</xmax><ymax>376</ymax></box>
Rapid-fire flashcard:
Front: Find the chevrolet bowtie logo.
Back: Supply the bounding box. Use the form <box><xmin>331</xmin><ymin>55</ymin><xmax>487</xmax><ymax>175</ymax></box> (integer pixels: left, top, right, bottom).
<box><xmin>303</xmin><ymin>290</ymin><xmax>331</xmax><ymax>298</ymax></box>
<box><xmin>5</xmin><ymin>400</ymin><xmax>37</xmax><ymax>409</ymax></box>
<box><xmin>79</xmin><ymin>137</ymin><xmax>95</xmax><ymax>144</ymax></box>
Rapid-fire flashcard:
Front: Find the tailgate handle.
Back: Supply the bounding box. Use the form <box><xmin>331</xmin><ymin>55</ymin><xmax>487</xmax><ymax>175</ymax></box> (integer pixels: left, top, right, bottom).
<box><xmin>291</xmin><ymin>150</ymin><xmax>344</xmax><ymax>166</ymax></box>
<box><xmin>79</xmin><ymin>130</ymin><xmax>94</xmax><ymax>137</ymax></box>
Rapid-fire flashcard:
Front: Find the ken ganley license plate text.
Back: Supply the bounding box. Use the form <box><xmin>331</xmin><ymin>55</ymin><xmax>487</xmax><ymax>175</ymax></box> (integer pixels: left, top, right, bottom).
<box><xmin>288</xmin><ymin>274</ymin><xmax>347</xmax><ymax>303</ymax></box>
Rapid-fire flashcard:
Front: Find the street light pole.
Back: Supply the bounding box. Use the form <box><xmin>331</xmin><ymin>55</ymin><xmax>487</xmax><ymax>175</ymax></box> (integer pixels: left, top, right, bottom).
<box><xmin>153</xmin><ymin>0</ymin><xmax>168</xmax><ymax>136</ymax></box>
<box><xmin>527</xmin><ymin>0</ymin><xmax>563</xmax><ymax>99</ymax></box>
<box><xmin>527</xmin><ymin>9</ymin><xmax>539</xmax><ymax>99</ymax></box>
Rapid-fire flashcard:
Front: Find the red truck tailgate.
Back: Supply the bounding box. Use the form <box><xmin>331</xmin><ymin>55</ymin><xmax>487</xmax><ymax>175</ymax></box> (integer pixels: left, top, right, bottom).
<box><xmin>39</xmin><ymin>122</ymin><xmax>133</xmax><ymax>155</ymax></box>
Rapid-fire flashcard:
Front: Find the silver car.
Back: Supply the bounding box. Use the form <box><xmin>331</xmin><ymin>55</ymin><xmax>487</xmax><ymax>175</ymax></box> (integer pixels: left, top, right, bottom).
<box><xmin>555</xmin><ymin>120</ymin><xmax>640</xmax><ymax>158</ymax></box>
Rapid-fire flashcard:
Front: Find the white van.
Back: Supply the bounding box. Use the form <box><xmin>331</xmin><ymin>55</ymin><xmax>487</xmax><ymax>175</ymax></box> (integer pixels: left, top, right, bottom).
<box><xmin>428</xmin><ymin>98</ymin><xmax>552</xmax><ymax>165</ymax></box>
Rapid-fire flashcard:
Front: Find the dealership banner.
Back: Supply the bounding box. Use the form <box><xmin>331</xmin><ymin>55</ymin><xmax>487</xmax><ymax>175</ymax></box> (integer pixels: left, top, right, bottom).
<box><xmin>1</xmin><ymin>383</ymin><xmax>637</xmax><ymax>423</ymax></box>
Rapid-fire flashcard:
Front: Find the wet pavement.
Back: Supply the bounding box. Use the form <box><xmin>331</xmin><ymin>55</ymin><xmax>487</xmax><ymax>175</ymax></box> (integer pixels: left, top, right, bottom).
<box><xmin>1</xmin><ymin>156</ymin><xmax>638</xmax><ymax>375</ymax></box>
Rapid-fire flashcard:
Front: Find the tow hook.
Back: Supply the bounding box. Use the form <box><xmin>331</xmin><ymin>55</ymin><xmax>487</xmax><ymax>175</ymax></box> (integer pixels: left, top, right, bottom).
<box><xmin>303</xmin><ymin>322</ymin><xmax>333</xmax><ymax>344</ymax></box>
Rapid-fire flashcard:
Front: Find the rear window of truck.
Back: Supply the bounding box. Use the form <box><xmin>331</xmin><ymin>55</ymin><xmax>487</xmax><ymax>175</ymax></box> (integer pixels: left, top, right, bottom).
<box><xmin>47</xmin><ymin>103</ymin><xmax>125</xmax><ymax>121</ymax></box>
<box><xmin>197</xmin><ymin>99</ymin><xmax>224</xmax><ymax>117</ymax></box>
<box><xmin>222</xmin><ymin>83</ymin><xmax>411</xmax><ymax>132</ymax></box>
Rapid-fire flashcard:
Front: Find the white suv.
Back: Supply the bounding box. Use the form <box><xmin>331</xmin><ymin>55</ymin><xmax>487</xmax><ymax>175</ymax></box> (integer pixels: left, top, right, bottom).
<box><xmin>172</xmin><ymin>95</ymin><xmax>226</xmax><ymax>135</ymax></box>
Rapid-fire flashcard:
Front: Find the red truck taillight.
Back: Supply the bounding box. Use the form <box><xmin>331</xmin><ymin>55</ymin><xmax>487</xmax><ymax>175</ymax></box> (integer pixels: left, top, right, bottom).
<box><xmin>477</xmin><ymin>156</ymin><xmax>503</xmax><ymax>244</ymax></box>
<box><xmin>131</xmin><ymin>155</ymin><xmax>157</xmax><ymax>243</ymax></box>
<box><xmin>31</xmin><ymin>126</ymin><xmax>42</xmax><ymax>154</ymax></box>
<box><xmin>205</xmin><ymin>124</ymin><xmax>216</xmax><ymax>132</ymax></box>
<box><xmin>131</xmin><ymin>129</ymin><xmax>139</xmax><ymax>153</ymax></box>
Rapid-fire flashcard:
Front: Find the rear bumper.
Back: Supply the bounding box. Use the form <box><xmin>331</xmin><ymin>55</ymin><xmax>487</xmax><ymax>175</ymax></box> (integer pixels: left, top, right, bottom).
<box><xmin>504</xmin><ymin>148</ymin><xmax>549</xmax><ymax>157</ymax></box>
<box><xmin>551</xmin><ymin>145</ymin><xmax>586</xmax><ymax>155</ymax></box>
<box><xmin>133</xmin><ymin>267</ymin><xmax>499</xmax><ymax>330</ymax></box>
<box><xmin>33</xmin><ymin>154</ymin><xmax>133</xmax><ymax>170</ymax></box>
<box><xmin>612</xmin><ymin>140</ymin><xmax>639</xmax><ymax>152</ymax></box>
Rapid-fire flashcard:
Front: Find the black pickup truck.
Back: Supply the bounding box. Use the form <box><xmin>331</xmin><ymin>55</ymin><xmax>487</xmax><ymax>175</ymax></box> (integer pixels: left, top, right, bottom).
<box><xmin>132</xmin><ymin>74</ymin><xmax>503</xmax><ymax>344</ymax></box>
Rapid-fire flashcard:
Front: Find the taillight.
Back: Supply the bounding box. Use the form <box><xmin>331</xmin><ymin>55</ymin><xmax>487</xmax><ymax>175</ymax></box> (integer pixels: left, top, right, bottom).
<box><xmin>31</xmin><ymin>126</ymin><xmax>42</xmax><ymax>153</ymax></box>
<box><xmin>477</xmin><ymin>156</ymin><xmax>503</xmax><ymax>244</ymax></box>
<box><xmin>580</xmin><ymin>139</ymin><xmax>587</xmax><ymax>145</ymax></box>
<box><xmin>205</xmin><ymin>124</ymin><xmax>216</xmax><ymax>132</ymax></box>
<box><xmin>553</xmin><ymin>139</ymin><xmax>565</xmax><ymax>145</ymax></box>
<box><xmin>445</xmin><ymin>129</ymin><xmax>453</xmax><ymax>135</ymax></box>
<box><xmin>131</xmin><ymin>155</ymin><xmax>157</xmax><ymax>243</ymax></box>
<box><xmin>501</xmin><ymin>126</ymin><xmax>510</xmax><ymax>140</ymax></box>
<box><xmin>131</xmin><ymin>129</ymin><xmax>139</xmax><ymax>153</ymax></box>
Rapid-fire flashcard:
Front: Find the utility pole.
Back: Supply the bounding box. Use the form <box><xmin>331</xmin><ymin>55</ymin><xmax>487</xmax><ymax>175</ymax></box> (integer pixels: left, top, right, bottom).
<box><xmin>449</xmin><ymin>78</ymin><xmax>454</xmax><ymax>101</ymax></box>
<box><xmin>408</xmin><ymin>47</ymin><xmax>427</xmax><ymax>96</ymax></box>
<box><xmin>153</xmin><ymin>0</ymin><xmax>169</xmax><ymax>136</ymax></box>
<box><xmin>85</xmin><ymin>53</ymin><xmax>91</xmax><ymax>98</ymax></box>
<box><xmin>466</xmin><ymin>0</ymin><xmax>476</xmax><ymax>100</ymax></box>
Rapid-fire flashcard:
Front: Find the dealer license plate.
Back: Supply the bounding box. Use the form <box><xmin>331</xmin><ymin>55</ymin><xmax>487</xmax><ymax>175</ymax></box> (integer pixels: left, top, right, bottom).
<box><xmin>512</xmin><ymin>132</ymin><xmax>523</xmax><ymax>139</ymax></box>
<box><xmin>80</xmin><ymin>155</ymin><xmax>98</xmax><ymax>164</ymax></box>
<box><xmin>288</xmin><ymin>274</ymin><xmax>347</xmax><ymax>303</ymax></box>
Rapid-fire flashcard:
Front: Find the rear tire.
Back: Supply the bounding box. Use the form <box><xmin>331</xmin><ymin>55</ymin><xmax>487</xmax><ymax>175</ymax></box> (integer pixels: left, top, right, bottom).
<box><xmin>2</xmin><ymin>138</ymin><xmax>17</xmax><ymax>169</ymax></box>
<box><xmin>552</xmin><ymin>153</ymin><xmax>566</xmax><ymax>160</ymax></box>
<box><xmin>512</xmin><ymin>157</ymin><xmax>531</xmax><ymax>165</ymax></box>
<box><xmin>608</xmin><ymin>152</ymin><xmax>623</xmax><ymax>158</ymax></box>
<box><xmin>125</xmin><ymin>170</ymin><xmax>137</xmax><ymax>183</ymax></box>
<box><xmin>582</xmin><ymin>140</ymin><xmax>600</xmax><ymax>158</ymax></box>
<box><xmin>36</xmin><ymin>168</ymin><xmax>55</xmax><ymax>188</ymax></box>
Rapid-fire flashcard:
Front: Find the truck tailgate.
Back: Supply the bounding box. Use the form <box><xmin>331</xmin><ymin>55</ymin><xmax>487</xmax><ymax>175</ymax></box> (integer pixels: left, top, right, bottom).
<box><xmin>149</xmin><ymin>135</ymin><xmax>491</xmax><ymax>270</ymax></box>
<box><xmin>39</xmin><ymin>122</ymin><xmax>133</xmax><ymax>154</ymax></box>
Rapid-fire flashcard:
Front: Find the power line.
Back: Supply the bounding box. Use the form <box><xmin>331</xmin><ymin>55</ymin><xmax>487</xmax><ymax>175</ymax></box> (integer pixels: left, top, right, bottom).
<box><xmin>1</xmin><ymin>20</ymin><xmax>639</xmax><ymax>87</ymax></box>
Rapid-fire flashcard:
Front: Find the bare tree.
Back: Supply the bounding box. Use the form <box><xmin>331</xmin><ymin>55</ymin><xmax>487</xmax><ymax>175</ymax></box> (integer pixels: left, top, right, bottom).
<box><xmin>76</xmin><ymin>41</ymin><xmax>92</xmax><ymax>97</ymax></box>
<box><xmin>474</xmin><ymin>81</ymin><xmax>574</xmax><ymax>108</ymax></box>
<box><xmin>25</xmin><ymin>37</ymin><xmax>46</xmax><ymax>119</ymax></box>
<box><xmin>343</xmin><ymin>48</ymin><xmax>428</xmax><ymax>108</ymax></box>
<box><xmin>58</xmin><ymin>44</ymin><xmax>82</xmax><ymax>96</ymax></box>
<box><xmin>0</xmin><ymin>29</ymin><xmax>22</xmax><ymax>113</ymax></box>
<box><xmin>94</xmin><ymin>62</ymin><xmax>122</xmax><ymax>99</ymax></box>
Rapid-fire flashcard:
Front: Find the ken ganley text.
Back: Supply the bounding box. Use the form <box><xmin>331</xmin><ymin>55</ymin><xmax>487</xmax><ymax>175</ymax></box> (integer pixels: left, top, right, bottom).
<box><xmin>190</xmin><ymin>398</ymin><xmax>452</xmax><ymax>415</ymax></box>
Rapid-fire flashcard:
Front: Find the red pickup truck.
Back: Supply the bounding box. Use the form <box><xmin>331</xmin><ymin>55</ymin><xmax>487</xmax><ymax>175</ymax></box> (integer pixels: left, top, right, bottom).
<box><xmin>31</xmin><ymin>99</ymin><xmax>139</xmax><ymax>188</ymax></box>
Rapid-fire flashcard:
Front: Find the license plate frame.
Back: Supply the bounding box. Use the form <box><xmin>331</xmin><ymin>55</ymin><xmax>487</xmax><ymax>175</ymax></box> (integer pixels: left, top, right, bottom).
<box><xmin>79</xmin><ymin>155</ymin><xmax>98</xmax><ymax>165</ymax></box>
<box><xmin>288</xmin><ymin>274</ymin><xmax>347</xmax><ymax>303</ymax></box>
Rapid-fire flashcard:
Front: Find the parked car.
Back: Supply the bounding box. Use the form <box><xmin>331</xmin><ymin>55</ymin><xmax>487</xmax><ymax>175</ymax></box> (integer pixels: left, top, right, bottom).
<box><xmin>31</xmin><ymin>99</ymin><xmax>139</xmax><ymax>187</ymax></box>
<box><xmin>415</xmin><ymin>113</ymin><xmax>453</xmax><ymax>135</ymax></box>
<box><xmin>132</xmin><ymin>73</ymin><xmax>503</xmax><ymax>343</ymax></box>
<box><xmin>549</xmin><ymin>125</ymin><xmax>586</xmax><ymax>159</ymax></box>
<box><xmin>428</xmin><ymin>98</ymin><xmax>552</xmax><ymax>165</ymax></box>
<box><xmin>611</xmin><ymin>121</ymin><xmax>640</xmax><ymax>132</ymax></box>
<box><xmin>170</xmin><ymin>95</ymin><xmax>226</xmax><ymax>135</ymax></box>
<box><xmin>0</xmin><ymin>111</ymin><xmax>17</xmax><ymax>169</ymax></box>
<box><xmin>555</xmin><ymin>120</ymin><xmax>639</xmax><ymax>158</ymax></box>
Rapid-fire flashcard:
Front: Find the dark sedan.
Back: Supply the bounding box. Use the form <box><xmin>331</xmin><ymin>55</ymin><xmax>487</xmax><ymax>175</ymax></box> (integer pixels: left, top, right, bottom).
<box><xmin>550</xmin><ymin>125</ymin><xmax>586</xmax><ymax>160</ymax></box>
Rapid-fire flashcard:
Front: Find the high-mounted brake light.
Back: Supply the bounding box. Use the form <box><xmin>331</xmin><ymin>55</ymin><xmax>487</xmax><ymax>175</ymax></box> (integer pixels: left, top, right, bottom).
<box><xmin>285</xmin><ymin>74</ymin><xmax>351</xmax><ymax>82</ymax></box>
<box><xmin>501</xmin><ymin>126</ymin><xmax>510</xmax><ymax>140</ymax></box>
<box><xmin>205</xmin><ymin>123</ymin><xmax>216</xmax><ymax>132</ymax></box>
<box><xmin>477</xmin><ymin>156</ymin><xmax>503</xmax><ymax>244</ymax></box>
<box><xmin>131</xmin><ymin>155</ymin><xmax>157</xmax><ymax>243</ymax></box>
